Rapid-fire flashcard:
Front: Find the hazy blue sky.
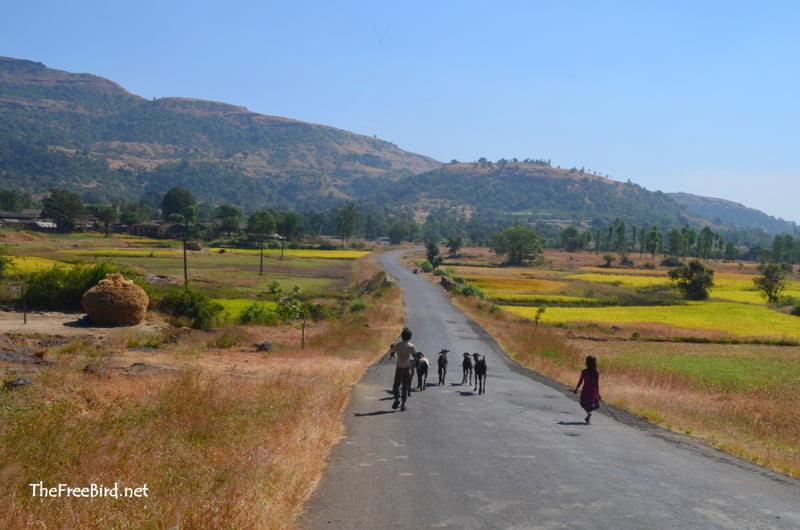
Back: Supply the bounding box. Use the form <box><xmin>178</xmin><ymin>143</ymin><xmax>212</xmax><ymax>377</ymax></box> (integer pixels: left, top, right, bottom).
<box><xmin>3</xmin><ymin>1</ymin><xmax>799</xmax><ymax>222</ymax></box>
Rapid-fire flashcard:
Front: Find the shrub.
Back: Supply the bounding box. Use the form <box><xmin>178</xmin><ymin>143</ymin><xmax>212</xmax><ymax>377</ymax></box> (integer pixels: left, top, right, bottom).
<box><xmin>24</xmin><ymin>263</ymin><xmax>124</xmax><ymax>310</ymax></box>
<box><xmin>660</xmin><ymin>256</ymin><xmax>683</xmax><ymax>267</ymax></box>
<box><xmin>349</xmin><ymin>299</ymin><xmax>368</xmax><ymax>313</ymax></box>
<box><xmin>238</xmin><ymin>303</ymin><xmax>280</xmax><ymax>326</ymax></box>
<box><xmin>156</xmin><ymin>286</ymin><xmax>224</xmax><ymax>330</ymax></box>
<box><xmin>454</xmin><ymin>283</ymin><xmax>485</xmax><ymax>298</ymax></box>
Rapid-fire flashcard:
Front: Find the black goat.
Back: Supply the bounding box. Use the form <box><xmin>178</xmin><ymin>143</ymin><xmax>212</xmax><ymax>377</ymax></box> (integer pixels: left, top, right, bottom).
<box><xmin>414</xmin><ymin>352</ymin><xmax>429</xmax><ymax>390</ymax></box>
<box><xmin>472</xmin><ymin>353</ymin><xmax>487</xmax><ymax>395</ymax></box>
<box><xmin>437</xmin><ymin>349</ymin><xmax>449</xmax><ymax>385</ymax></box>
<box><xmin>461</xmin><ymin>352</ymin><xmax>473</xmax><ymax>385</ymax></box>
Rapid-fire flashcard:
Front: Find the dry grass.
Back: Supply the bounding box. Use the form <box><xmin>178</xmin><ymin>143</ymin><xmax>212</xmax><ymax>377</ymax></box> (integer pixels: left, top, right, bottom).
<box><xmin>436</xmin><ymin>248</ymin><xmax>800</xmax><ymax>478</ymax></box>
<box><xmin>0</xmin><ymin>253</ymin><xmax>403</xmax><ymax>528</ymax></box>
<box><xmin>453</xmin><ymin>297</ymin><xmax>800</xmax><ymax>479</ymax></box>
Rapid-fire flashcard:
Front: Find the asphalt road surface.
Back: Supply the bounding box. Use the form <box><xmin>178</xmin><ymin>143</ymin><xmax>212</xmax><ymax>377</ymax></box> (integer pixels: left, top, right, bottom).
<box><xmin>298</xmin><ymin>249</ymin><xmax>800</xmax><ymax>529</ymax></box>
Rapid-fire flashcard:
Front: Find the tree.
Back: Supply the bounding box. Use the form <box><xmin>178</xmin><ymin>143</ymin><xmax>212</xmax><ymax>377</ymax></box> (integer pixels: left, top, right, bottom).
<box><xmin>335</xmin><ymin>202</ymin><xmax>358</xmax><ymax>247</ymax></box>
<box><xmin>753</xmin><ymin>263</ymin><xmax>787</xmax><ymax>304</ymax></box>
<box><xmin>446</xmin><ymin>236</ymin><xmax>463</xmax><ymax>258</ymax></box>
<box><xmin>645</xmin><ymin>226</ymin><xmax>663</xmax><ymax>258</ymax></box>
<box><xmin>86</xmin><ymin>204</ymin><xmax>117</xmax><ymax>237</ymax></box>
<box><xmin>42</xmin><ymin>188</ymin><xmax>84</xmax><ymax>233</ymax></box>
<box><xmin>215</xmin><ymin>204</ymin><xmax>242</xmax><ymax>237</ymax></box>
<box><xmin>247</xmin><ymin>210</ymin><xmax>277</xmax><ymax>237</ymax></box>
<box><xmin>561</xmin><ymin>226</ymin><xmax>583</xmax><ymax>252</ymax></box>
<box><xmin>388</xmin><ymin>219</ymin><xmax>411</xmax><ymax>244</ymax></box>
<box><xmin>490</xmin><ymin>224</ymin><xmax>542</xmax><ymax>265</ymax></box>
<box><xmin>425</xmin><ymin>241</ymin><xmax>443</xmax><ymax>269</ymax></box>
<box><xmin>668</xmin><ymin>259</ymin><xmax>715</xmax><ymax>300</ymax></box>
<box><xmin>161</xmin><ymin>187</ymin><xmax>196</xmax><ymax>220</ymax></box>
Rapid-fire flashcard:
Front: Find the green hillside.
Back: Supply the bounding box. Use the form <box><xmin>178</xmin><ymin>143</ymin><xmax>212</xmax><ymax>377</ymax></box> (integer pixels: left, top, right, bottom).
<box><xmin>0</xmin><ymin>57</ymin><xmax>441</xmax><ymax>210</ymax></box>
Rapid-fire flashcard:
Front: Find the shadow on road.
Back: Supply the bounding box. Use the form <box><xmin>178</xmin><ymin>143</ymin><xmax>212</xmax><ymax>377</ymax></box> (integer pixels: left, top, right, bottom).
<box><xmin>354</xmin><ymin>410</ymin><xmax>396</xmax><ymax>417</ymax></box>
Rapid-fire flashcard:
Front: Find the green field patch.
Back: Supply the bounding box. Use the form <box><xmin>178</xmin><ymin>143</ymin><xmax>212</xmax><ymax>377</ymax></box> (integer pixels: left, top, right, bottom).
<box><xmin>606</xmin><ymin>352</ymin><xmax>800</xmax><ymax>392</ymax></box>
<box><xmin>502</xmin><ymin>302</ymin><xmax>800</xmax><ymax>341</ymax></box>
<box><xmin>214</xmin><ymin>299</ymin><xmax>277</xmax><ymax>320</ymax></box>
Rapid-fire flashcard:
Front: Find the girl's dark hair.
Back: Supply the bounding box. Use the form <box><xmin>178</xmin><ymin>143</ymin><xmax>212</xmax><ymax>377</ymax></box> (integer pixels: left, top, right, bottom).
<box><xmin>401</xmin><ymin>327</ymin><xmax>412</xmax><ymax>341</ymax></box>
<box><xmin>585</xmin><ymin>355</ymin><xmax>597</xmax><ymax>371</ymax></box>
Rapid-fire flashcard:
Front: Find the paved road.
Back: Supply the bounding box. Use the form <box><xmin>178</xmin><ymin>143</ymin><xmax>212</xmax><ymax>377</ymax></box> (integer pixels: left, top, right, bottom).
<box><xmin>299</xmin><ymin>249</ymin><xmax>800</xmax><ymax>529</ymax></box>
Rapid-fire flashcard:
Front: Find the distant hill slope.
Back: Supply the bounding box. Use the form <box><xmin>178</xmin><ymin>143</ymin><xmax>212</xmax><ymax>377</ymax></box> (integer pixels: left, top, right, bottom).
<box><xmin>0</xmin><ymin>57</ymin><xmax>441</xmax><ymax>210</ymax></box>
<box><xmin>371</xmin><ymin>161</ymin><xmax>692</xmax><ymax>228</ymax></box>
<box><xmin>0</xmin><ymin>57</ymin><xmax>796</xmax><ymax>238</ymax></box>
<box><xmin>669</xmin><ymin>192</ymin><xmax>797</xmax><ymax>236</ymax></box>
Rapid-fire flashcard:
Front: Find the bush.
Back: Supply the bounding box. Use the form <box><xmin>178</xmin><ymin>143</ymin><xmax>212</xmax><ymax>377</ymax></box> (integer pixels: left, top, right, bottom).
<box><xmin>24</xmin><ymin>263</ymin><xmax>124</xmax><ymax>310</ymax></box>
<box><xmin>453</xmin><ymin>283</ymin><xmax>485</xmax><ymax>298</ymax></box>
<box><xmin>349</xmin><ymin>299</ymin><xmax>368</xmax><ymax>313</ymax></box>
<box><xmin>238</xmin><ymin>303</ymin><xmax>280</xmax><ymax>325</ymax></box>
<box><xmin>660</xmin><ymin>256</ymin><xmax>683</xmax><ymax>267</ymax></box>
<box><xmin>156</xmin><ymin>286</ymin><xmax>224</xmax><ymax>330</ymax></box>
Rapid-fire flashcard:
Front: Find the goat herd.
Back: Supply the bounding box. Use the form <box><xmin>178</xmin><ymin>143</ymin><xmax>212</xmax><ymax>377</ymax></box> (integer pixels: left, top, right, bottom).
<box><xmin>412</xmin><ymin>349</ymin><xmax>487</xmax><ymax>395</ymax></box>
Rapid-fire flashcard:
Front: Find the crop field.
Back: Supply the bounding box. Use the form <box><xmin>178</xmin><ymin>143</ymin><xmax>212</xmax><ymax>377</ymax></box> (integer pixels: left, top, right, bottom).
<box><xmin>3</xmin><ymin>235</ymin><xmax>368</xmax><ymax>304</ymax></box>
<box><xmin>502</xmin><ymin>302</ymin><xmax>800</xmax><ymax>341</ymax></box>
<box><xmin>442</xmin><ymin>249</ymin><xmax>800</xmax><ymax>478</ymax></box>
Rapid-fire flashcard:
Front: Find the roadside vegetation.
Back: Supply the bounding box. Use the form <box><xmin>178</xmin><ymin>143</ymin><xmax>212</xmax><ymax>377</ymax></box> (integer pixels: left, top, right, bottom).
<box><xmin>0</xmin><ymin>233</ymin><xmax>402</xmax><ymax>528</ymax></box>
<box><xmin>423</xmin><ymin>247</ymin><xmax>800</xmax><ymax>479</ymax></box>
<box><xmin>3</xmin><ymin>230</ymin><xmax>800</xmax><ymax>528</ymax></box>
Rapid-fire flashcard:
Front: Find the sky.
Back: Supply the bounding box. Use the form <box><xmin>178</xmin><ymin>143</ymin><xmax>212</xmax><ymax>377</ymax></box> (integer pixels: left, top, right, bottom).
<box><xmin>3</xmin><ymin>1</ymin><xmax>799</xmax><ymax>222</ymax></box>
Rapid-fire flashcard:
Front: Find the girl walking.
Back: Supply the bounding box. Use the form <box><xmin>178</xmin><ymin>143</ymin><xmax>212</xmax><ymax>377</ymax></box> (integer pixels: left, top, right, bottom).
<box><xmin>573</xmin><ymin>355</ymin><xmax>601</xmax><ymax>424</ymax></box>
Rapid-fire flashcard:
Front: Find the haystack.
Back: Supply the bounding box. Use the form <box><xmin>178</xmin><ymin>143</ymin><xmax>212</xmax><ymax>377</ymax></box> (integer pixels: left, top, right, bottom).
<box><xmin>82</xmin><ymin>273</ymin><xmax>149</xmax><ymax>326</ymax></box>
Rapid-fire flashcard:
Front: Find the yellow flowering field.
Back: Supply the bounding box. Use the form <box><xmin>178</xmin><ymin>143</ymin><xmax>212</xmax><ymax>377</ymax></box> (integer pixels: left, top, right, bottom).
<box><xmin>467</xmin><ymin>275</ymin><xmax>566</xmax><ymax>294</ymax></box>
<box><xmin>564</xmin><ymin>272</ymin><xmax>672</xmax><ymax>290</ymax></box>
<box><xmin>9</xmin><ymin>256</ymin><xmax>71</xmax><ymax>273</ymax></box>
<box><xmin>491</xmin><ymin>294</ymin><xmax>600</xmax><ymax>305</ymax></box>
<box><xmin>502</xmin><ymin>302</ymin><xmax>800</xmax><ymax>341</ymax></box>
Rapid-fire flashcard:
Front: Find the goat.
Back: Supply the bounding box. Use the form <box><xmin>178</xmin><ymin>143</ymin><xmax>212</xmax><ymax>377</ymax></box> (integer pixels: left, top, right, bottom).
<box><xmin>437</xmin><ymin>349</ymin><xmax>449</xmax><ymax>385</ymax></box>
<box><xmin>472</xmin><ymin>353</ymin><xmax>487</xmax><ymax>395</ymax></box>
<box><xmin>461</xmin><ymin>352</ymin><xmax>473</xmax><ymax>385</ymax></box>
<box><xmin>414</xmin><ymin>352</ymin><xmax>429</xmax><ymax>390</ymax></box>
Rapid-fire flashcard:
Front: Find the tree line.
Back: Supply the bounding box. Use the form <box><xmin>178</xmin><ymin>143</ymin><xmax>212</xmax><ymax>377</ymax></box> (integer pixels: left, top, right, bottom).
<box><xmin>6</xmin><ymin>186</ymin><xmax>800</xmax><ymax>269</ymax></box>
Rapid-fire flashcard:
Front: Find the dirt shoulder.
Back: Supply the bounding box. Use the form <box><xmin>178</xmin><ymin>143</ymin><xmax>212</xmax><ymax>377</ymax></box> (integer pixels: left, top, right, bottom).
<box><xmin>0</xmin><ymin>310</ymin><xmax>161</xmax><ymax>339</ymax></box>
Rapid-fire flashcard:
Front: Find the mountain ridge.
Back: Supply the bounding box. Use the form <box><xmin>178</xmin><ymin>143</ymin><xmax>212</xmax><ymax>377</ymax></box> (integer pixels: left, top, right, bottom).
<box><xmin>0</xmin><ymin>56</ymin><xmax>796</xmax><ymax>237</ymax></box>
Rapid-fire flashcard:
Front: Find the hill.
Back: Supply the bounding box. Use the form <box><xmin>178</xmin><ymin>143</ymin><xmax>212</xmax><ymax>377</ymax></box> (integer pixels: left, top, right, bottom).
<box><xmin>1</xmin><ymin>57</ymin><xmax>797</xmax><ymax>239</ymax></box>
<box><xmin>371</xmin><ymin>161</ymin><xmax>691</xmax><ymax>228</ymax></box>
<box><xmin>0</xmin><ymin>57</ymin><xmax>441</xmax><ymax>210</ymax></box>
<box><xmin>669</xmin><ymin>192</ymin><xmax>797</xmax><ymax>236</ymax></box>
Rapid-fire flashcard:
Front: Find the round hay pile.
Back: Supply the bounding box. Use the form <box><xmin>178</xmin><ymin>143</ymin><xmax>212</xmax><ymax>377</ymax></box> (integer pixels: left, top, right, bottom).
<box><xmin>82</xmin><ymin>273</ymin><xmax>149</xmax><ymax>326</ymax></box>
